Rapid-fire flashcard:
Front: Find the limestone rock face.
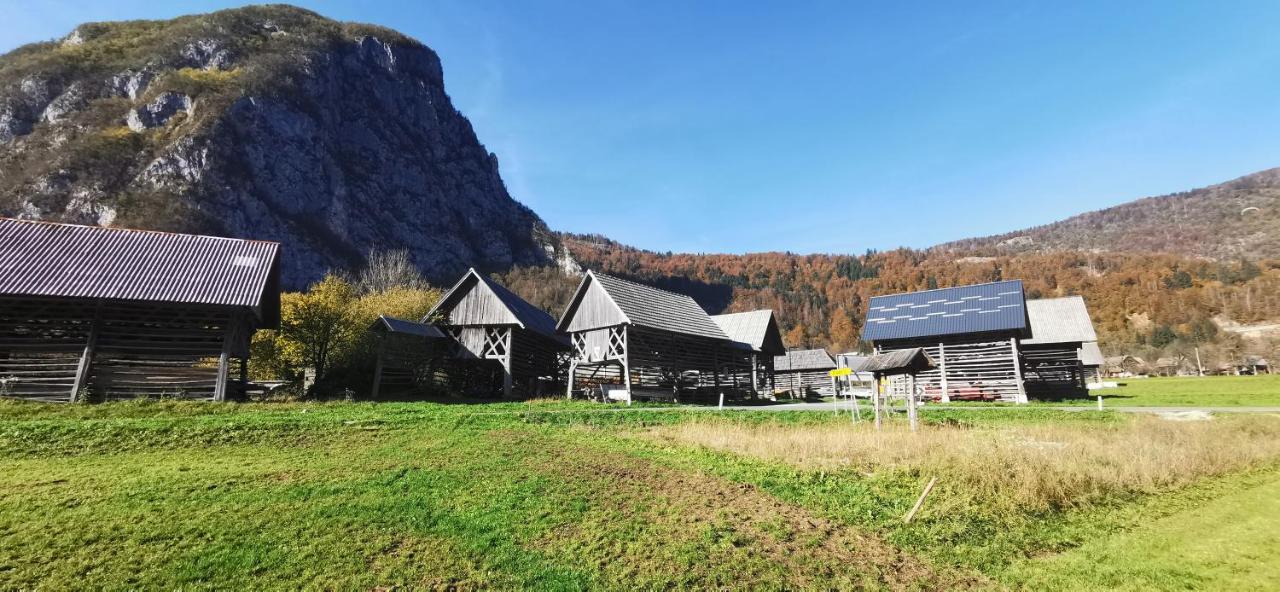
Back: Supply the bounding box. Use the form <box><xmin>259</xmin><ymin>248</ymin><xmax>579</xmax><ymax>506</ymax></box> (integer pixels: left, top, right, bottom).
<box><xmin>126</xmin><ymin>92</ymin><xmax>192</xmax><ymax>131</ymax></box>
<box><xmin>0</xmin><ymin>6</ymin><xmax>555</xmax><ymax>288</ymax></box>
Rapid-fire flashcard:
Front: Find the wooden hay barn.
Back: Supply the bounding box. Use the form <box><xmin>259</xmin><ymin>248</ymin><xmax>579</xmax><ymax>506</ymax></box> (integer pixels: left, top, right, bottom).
<box><xmin>369</xmin><ymin>315</ymin><xmax>446</xmax><ymax>398</ymax></box>
<box><xmin>1021</xmin><ymin>296</ymin><xmax>1099</xmax><ymax>397</ymax></box>
<box><xmin>1104</xmin><ymin>355</ymin><xmax>1146</xmax><ymax>377</ymax></box>
<box><xmin>862</xmin><ymin>280</ymin><xmax>1030</xmax><ymax>403</ymax></box>
<box><xmin>557</xmin><ymin>271</ymin><xmax>752</xmax><ymax>402</ymax></box>
<box><xmin>710</xmin><ymin>309</ymin><xmax>786</xmax><ymax>393</ymax></box>
<box><xmin>1078</xmin><ymin>342</ymin><xmax>1105</xmax><ymax>383</ymax></box>
<box><xmin>773</xmin><ymin>349</ymin><xmax>838</xmax><ymax>397</ymax></box>
<box><xmin>426</xmin><ymin>268</ymin><xmax>568</xmax><ymax>398</ymax></box>
<box><xmin>0</xmin><ymin>218</ymin><xmax>280</xmax><ymax>402</ymax></box>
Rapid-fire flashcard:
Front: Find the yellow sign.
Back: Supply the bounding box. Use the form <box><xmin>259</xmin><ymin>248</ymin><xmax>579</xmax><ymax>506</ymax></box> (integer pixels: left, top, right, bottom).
<box><xmin>828</xmin><ymin>368</ymin><xmax>852</xmax><ymax>377</ymax></box>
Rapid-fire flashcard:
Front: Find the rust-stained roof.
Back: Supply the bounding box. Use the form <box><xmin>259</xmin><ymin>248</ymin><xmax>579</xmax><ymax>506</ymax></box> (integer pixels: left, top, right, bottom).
<box><xmin>0</xmin><ymin>218</ymin><xmax>281</xmax><ymax>325</ymax></box>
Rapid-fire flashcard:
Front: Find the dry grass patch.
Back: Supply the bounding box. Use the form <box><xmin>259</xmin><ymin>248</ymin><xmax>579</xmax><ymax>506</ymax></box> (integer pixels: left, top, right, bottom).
<box><xmin>649</xmin><ymin>415</ymin><xmax>1280</xmax><ymax>512</ymax></box>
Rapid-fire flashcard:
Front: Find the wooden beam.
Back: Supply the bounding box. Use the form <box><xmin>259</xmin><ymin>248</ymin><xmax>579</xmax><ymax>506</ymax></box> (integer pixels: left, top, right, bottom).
<box><xmin>501</xmin><ymin>328</ymin><xmax>513</xmax><ymax>398</ymax></box>
<box><xmin>213</xmin><ymin>314</ymin><xmax>238</xmax><ymax>402</ymax></box>
<box><xmin>1011</xmin><ymin>338</ymin><xmax>1027</xmax><ymax>404</ymax></box>
<box><xmin>938</xmin><ymin>342</ymin><xmax>949</xmax><ymax>403</ymax></box>
<box><xmin>370</xmin><ymin>338</ymin><xmax>385</xmax><ymax>400</ymax></box>
<box><xmin>69</xmin><ymin>303</ymin><xmax>102</xmax><ymax>402</ymax></box>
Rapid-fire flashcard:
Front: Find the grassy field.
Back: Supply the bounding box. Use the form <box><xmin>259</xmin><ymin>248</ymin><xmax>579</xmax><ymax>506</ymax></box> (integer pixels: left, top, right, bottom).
<box><xmin>1</xmin><ymin>399</ymin><xmax>1278</xmax><ymax>590</ymax></box>
<box><xmin>1099</xmin><ymin>373</ymin><xmax>1280</xmax><ymax>407</ymax></box>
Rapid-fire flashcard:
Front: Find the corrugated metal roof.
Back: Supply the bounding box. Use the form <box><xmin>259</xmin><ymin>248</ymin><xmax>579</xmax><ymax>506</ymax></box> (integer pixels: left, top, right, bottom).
<box><xmin>1078</xmin><ymin>342</ymin><xmax>1104</xmax><ymax>367</ymax></box>
<box><xmin>1024</xmin><ymin>296</ymin><xmax>1098</xmax><ymax>344</ymax></box>
<box><xmin>563</xmin><ymin>271</ymin><xmax>731</xmax><ymax>341</ymax></box>
<box><xmin>862</xmin><ymin>280</ymin><xmax>1028</xmax><ymax>342</ymax></box>
<box><xmin>774</xmin><ymin>348</ymin><xmax>837</xmax><ymax>372</ymax></box>
<box><xmin>711</xmin><ymin>310</ymin><xmax>785</xmax><ymax>354</ymax></box>
<box><xmin>0</xmin><ymin>217</ymin><xmax>280</xmax><ymax>320</ymax></box>
<box><xmin>371</xmin><ymin>315</ymin><xmax>445</xmax><ymax>338</ymax></box>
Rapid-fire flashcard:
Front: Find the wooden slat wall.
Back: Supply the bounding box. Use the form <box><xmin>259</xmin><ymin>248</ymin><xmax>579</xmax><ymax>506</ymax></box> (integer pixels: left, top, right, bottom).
<box><xmin>566</xmin><ymin>324</ymin><xmax>753</xmax><ymax>402</ymax></box>
<box><xmin>564</xmin><ymin>280</ymin><xmax>626</xmax><ymax>332</ymax></box>
<box><xmin>1022</xmin><ymin>343</ymin><xmax>1087</xmax><ymax>397</ymax></box>
<box><xmin>0</xmin><ymin>296</ymin><xmax>253</xmax><ymax>403</ymax></box>
<box><xmin>879</xmin><ymin>337</ymin><xmax>1024</xmax><ymax>402</ymax></box>
<box><xmin>430</xmin><ymin>326</ymin><xmax>567</xmax><ymax>398</ymax></box>
<box><xmin>775</xmin><ymin>370</ymin><xmax>835</xmax><ymax>397</ymax></box>
<box><xmin>445</xmin><ymin>281</ymin><xmax>520</xmax><ymax>326</ymax></box>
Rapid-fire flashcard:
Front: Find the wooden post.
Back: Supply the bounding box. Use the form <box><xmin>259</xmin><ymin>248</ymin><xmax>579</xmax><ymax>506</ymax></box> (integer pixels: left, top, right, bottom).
<box><xmin>903</xmin><ymin>476</ymin><xmax>938</xmax><ymax>523</ymax></box>
<box><xmin>938</xmin><ymin>342</ymin><xmax>949</xmax><ymax>403</ymax></box>
<box><xmin>621</xmin><ymin>326</ymin><xmax>632</xmax><ymax>404</ymax></box>
<box><xmin>1010</xmin><ymin>338</ymin><xmax>1027</xmax><ymax>404</ymax></box>
<box><xmin>873</xmin><ymin>374</ymin><xmax>883</xmax><ymax>430</ymax></box>
<box><xmin>750</xmin><ymin>353</ymin><xmax>759</xmax><ymax>392</ymax></box>
<box><xmin>501</xmin><ymin>328</ymin><xmax>513</xmax><ymax>398</ymax></box>
<box><xmin>239</xmin><ymin>357</ymin><xmax>248</xmax><ymax>400</ymax></box>
<box><xmin>370</xmin><ymin>338</ymin><xmax>385</xmax><ymax>400</ymax></box>
<box><xmin>70</xmin><ymin>304</ymin><xmax>102</xmax><ymax>402</ymax></box>
<box><xmin>566</xmin><ymin>358</ymin><xmax>577</xmax><ymax>399</ymax></box>
<box><xmin>213</xmin><ymin>315</ymin><xmax>238</xmax><ymax>402</ymax></box>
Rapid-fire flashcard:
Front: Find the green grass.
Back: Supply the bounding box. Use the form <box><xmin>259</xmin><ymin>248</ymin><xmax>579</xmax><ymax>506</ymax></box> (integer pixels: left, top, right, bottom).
<box><xmin>1003</xmin><ymin>470</ymin><xmax>1280</xmax><ymax>590</ymax></box>
<box><xmin>0</xmin><ymin>398</ymin><xmax>1276</xmax><ymax>590</ymax></box>
<box><xmin>1099</xmin><ymin>374</ymin><xmax>1280</xmax><ymax>407</ymax></box>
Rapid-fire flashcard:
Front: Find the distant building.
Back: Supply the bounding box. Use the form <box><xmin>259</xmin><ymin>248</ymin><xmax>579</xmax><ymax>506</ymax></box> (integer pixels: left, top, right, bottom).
<box><xmin>711</xmin><ymin>310</ymin><xmax>786</xmax><ymax>393</ymax></box>
<box><xmin>557</xmin><ymin>271</ymin><xmax>752</xmax><ymax>402</ymax></box>
<box><xmin>426</xmin><ymin>269</ymin><xmax>568</xmax><ymax>398</ymax></box>
<box><xmin>1077</xmin><ymin>342</ymin><xmax>1105</xmax><ymax>383</ymax></box>
<box><xmin>862</xmin><ymin>280</ymin><xmax>1031</xmax><ymax>402</ymax></box>
<box><xmin>773</xmin><ymin>349</ymin><xmax>838</xmax><ymax>397</ymax></box>
<box><xmin>0</xmin><ymin>218</ymin><xmax>281</xmax><ymax>402</ymax></box>
<box><xmin>1103</xmin><ymin>355</ymin><xmax>1147</xmax><ymax>377</ymax></box>
<box><xmin>1022</xmin><ymin>296</ymin><xmax>1099</xmax><ymax>396</ymax></box>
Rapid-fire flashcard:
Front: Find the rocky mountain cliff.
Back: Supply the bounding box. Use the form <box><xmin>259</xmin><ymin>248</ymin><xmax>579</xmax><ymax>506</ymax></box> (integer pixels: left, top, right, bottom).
<box><xmin>0</xmin><ymin>5</ymin><xmax>557</xmax><ymax>287</ymax></box>
<box><xmin>937</xmin><ymin>168</ymin><xmax>1280</xmax><ymax>260</ymax></box>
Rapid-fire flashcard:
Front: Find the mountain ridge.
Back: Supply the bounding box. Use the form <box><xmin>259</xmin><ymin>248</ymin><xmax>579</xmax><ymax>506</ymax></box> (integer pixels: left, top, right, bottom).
<box><xmin>0</xmin><ymin>5</ymin><xmax>559</xmax><ymax>288</ymax></box>
<box><xmin>936</xmin><ymin>167</ymin><xmax>1280</xmax><ymax>260</ymax></box>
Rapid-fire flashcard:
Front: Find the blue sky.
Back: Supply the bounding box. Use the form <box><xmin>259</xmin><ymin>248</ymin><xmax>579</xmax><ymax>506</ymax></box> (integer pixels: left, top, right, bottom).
<box><xmin>5</xmin><ymin>2</ymin><xmax>1280</xmax><ymax>254</ymax></box>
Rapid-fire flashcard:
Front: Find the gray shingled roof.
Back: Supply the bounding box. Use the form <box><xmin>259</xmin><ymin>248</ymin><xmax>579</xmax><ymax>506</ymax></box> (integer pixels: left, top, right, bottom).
<box><xmin>1024</xmin><ymin>296</ymin><xmax>1098</xmax><ymax>345</ymax></box>
<box><xmin>711</xmin><ymin>310</ymin><xmax>785</xmax><ymax>353</ymax></box>
<box><xmin>370</xmin><ymin>315</ymin><xmax>445</xmax><ymax>338</ymax></box>
<box><xmin>1078</xmin><ymin>342</ymin><xmax>1104</xmax><ymax>367</ymax></box>
<box><xmin>774</xmin><ymin>349</ymin><xmax>837</xmax><ymax>372</ymax></box>
<box><xmin>863</xmin><ymin>280</ymin><xmax>1028</xmax><ymax>342</ymax></box>
<box><xmin>574</xmin><ymin>271</ymin><xmax>731</xmax><ymax>341</ymax></box>
<box><xmin>860</xmin><ymin>348</ymin><xmax>935</xmax><ymax>375</ymax></box>
<box><xmin>0</xmin><ymin>217</ymin><xmax>281</xmax><ymax>324</ymax></box>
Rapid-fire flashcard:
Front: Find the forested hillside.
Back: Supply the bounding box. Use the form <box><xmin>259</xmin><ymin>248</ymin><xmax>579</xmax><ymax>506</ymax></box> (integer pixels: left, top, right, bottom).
<box><xmin>499</xmin><ymin>234</ymin><xmax>1280</xmax><ymax>370</ymax></box>
<box><xmin>940</xmin><ymin>168</ymin><xmax>1280</xmax><ymax>259</ymax></box>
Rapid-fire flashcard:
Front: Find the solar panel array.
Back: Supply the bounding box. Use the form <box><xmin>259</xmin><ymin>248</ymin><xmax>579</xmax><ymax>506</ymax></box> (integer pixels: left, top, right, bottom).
<box><xmin>862</xmin><ymin>280</ymin><xmax>1028</xmax><ymax>342</ymax></box>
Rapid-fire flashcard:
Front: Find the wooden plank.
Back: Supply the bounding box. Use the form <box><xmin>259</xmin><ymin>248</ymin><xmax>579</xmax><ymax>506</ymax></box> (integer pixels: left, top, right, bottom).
<box><xmin>69</xmin><ymin>305</ymin><xmax>102</xmax><ymax>402</ymax></box>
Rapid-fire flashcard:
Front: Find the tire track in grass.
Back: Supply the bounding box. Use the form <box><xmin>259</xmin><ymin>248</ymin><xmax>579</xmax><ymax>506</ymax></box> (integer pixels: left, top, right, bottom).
<box><xmin>503</xmin><ymin>428</ymin><xmax>984</xmax><ymax>590</ymax></box>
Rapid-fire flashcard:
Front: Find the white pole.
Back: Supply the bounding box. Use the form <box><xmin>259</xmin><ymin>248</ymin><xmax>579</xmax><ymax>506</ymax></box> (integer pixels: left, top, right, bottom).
<box><xmin>1097</xmin><ymin>395</ymin><xmax>1103</xmax><ymax>411</ymax></box>
<box><xmin>908</xmin><ymin>374</ymin><xmax>919</xmax><ymax>432</ymax></box>
<box><xmin>718</xmin><ymin>391</ymin><xmax>724</xmax><ymax>410</ymax></box>
<box><xmin>873</xmin><ymin>375</ymin><xmax>883</xmax><ymax>430</ymax></box>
